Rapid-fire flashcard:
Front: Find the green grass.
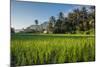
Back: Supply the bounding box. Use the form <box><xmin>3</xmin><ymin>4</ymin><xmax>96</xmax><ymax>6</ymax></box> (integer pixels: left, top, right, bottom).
<box><xmin>11</xmin><ymin>34</ymin><xmax>95</xmax><ymax>66</ymax></box>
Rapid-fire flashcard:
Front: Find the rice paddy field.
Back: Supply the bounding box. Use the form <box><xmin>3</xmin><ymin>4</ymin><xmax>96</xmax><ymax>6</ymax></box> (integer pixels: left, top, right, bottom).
<box><xmin>11</xmin><ymin>34</ymin><xmax>95</xmax><ymax>66</ymax></box>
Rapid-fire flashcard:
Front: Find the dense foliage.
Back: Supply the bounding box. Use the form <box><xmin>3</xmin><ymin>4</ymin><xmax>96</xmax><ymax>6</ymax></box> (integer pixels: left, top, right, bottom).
<box><xmin>47</xmin><ymin>6</ymin><xmax>95</xmax><ymax>34</ymax></box>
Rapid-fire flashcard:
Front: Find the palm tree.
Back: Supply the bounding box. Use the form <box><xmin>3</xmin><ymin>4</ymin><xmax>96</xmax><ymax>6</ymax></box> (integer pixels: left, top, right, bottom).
<box><xmin>58</xmin><ymin>12</ymin><xmax>64</xmax><ymax>21</ymax></box>
<box><xmin>80</xmin><ymin>7</ymin><xmax>88</xmax><ymax>31</ymax></box>
<box><xmin>35</xmin><ymin>19</ymin><xmax>39</xmax><ymax>32</ymax></box>
<box><xmin>88</xmin><ymin>6</ymin><xmax>95</xmax><ymax>29</ymax></box>
<box><xmin>49</xmin><ymin>16</ymin><xmax>56</xmax><ymax>27</ymax></box>
<box><xmin>35</xmin><ymin>20</ymin><xmax>38</xmax><ymax>25</ymax></box>
<box><xmin>47</xmin><ymin>22</ymin><xmax>53</xmax><ymax>33</ymax></box>
<box><xmin>73</xmin><ymin>8</ymin><xmax>81</xmax><ymax>31</ymax></box>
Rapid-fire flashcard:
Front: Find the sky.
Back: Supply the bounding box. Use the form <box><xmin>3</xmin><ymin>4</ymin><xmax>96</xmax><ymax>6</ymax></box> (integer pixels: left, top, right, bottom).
<box><xmin>11</xmin><ymin>0</ymin><xmax>91</xmax><ymax>29</ymax></box>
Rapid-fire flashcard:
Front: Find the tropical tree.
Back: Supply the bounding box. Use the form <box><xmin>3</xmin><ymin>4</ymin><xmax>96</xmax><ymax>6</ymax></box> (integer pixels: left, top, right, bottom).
<box><xmin>80</xmin><ymin>7</ymin><xmax>88</xmax><ymax>31</ymax></box>
<box><xmin>67</xmin><ymin>12</ymin><xmax>77</xmax><ymax>33</ymax></box>
<box><xmin>58</xmin><ymin>12</ymin><xmax>64</xmax><ymax>21</ymax></box>
<box><xmin>53</xmin><ymin>12</ymin><xmax>65</xmax><ymax>33</ymax></box>
<box><xmin>88</xmin><ymin>6</ymin><xmax>95</xmax><ymax>29</ymax></box>
<box><xmin>35</xmin><ymin>19</ymin><xmax>39</xmax><ymax>32</ymax></box>
<box><xmin>47</xmin><ymin>22</ymin><xmax>53</xmax><ymax>33</ymax></box>
<box><xmin>35</xmin><ymin>19</ymin><xmax>38</xmax><ymax>26</ymax></box>
<box><xmin>49</xmin><ymin>16</ymin><xmax>56</xmax><ymax>27</ymax></box>
<box><xmin>73</xmin><ymin>8</ymin><xmax>81</xmax><ymax>31</ymax></box>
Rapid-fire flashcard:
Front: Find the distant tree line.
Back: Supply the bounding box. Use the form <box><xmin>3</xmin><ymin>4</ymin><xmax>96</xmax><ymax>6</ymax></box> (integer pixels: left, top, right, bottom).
<box><xmin>11</xmin><ymin>6</ymin><xmax>95</xmax><ymax>34</ymax></box>
<box><xmin>47</xmin><ymin>6</ymin><xmax>95</xmax><ymax>34</ymax></box>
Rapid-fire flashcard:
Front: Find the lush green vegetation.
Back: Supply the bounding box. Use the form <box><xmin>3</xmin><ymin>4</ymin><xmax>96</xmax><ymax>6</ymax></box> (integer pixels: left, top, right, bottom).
<box><xmin>48</xmin><ymin>6</ymin><xmax>95</xmax><ymax>34</ymax></box>
<box><xmin>11</xmin><ymin>5</ymin><xmax>95</xmax><ymax>67</ymax></box>
<box><xmin>11</xmin><ymin>6</ymin><xmax>95</xmax><ymax>34</ymax></box>
<box><xmin>11</xmin><ymin>34</ymin><xmax>95</xmax><ymax>66</ymax></box>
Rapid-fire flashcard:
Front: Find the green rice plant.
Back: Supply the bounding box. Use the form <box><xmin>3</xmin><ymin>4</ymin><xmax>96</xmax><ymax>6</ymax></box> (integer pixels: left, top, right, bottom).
<box><xmin>11</xmin><ymin>34</ymin><xmax>95</xmax><ymax>66</ymax></box>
